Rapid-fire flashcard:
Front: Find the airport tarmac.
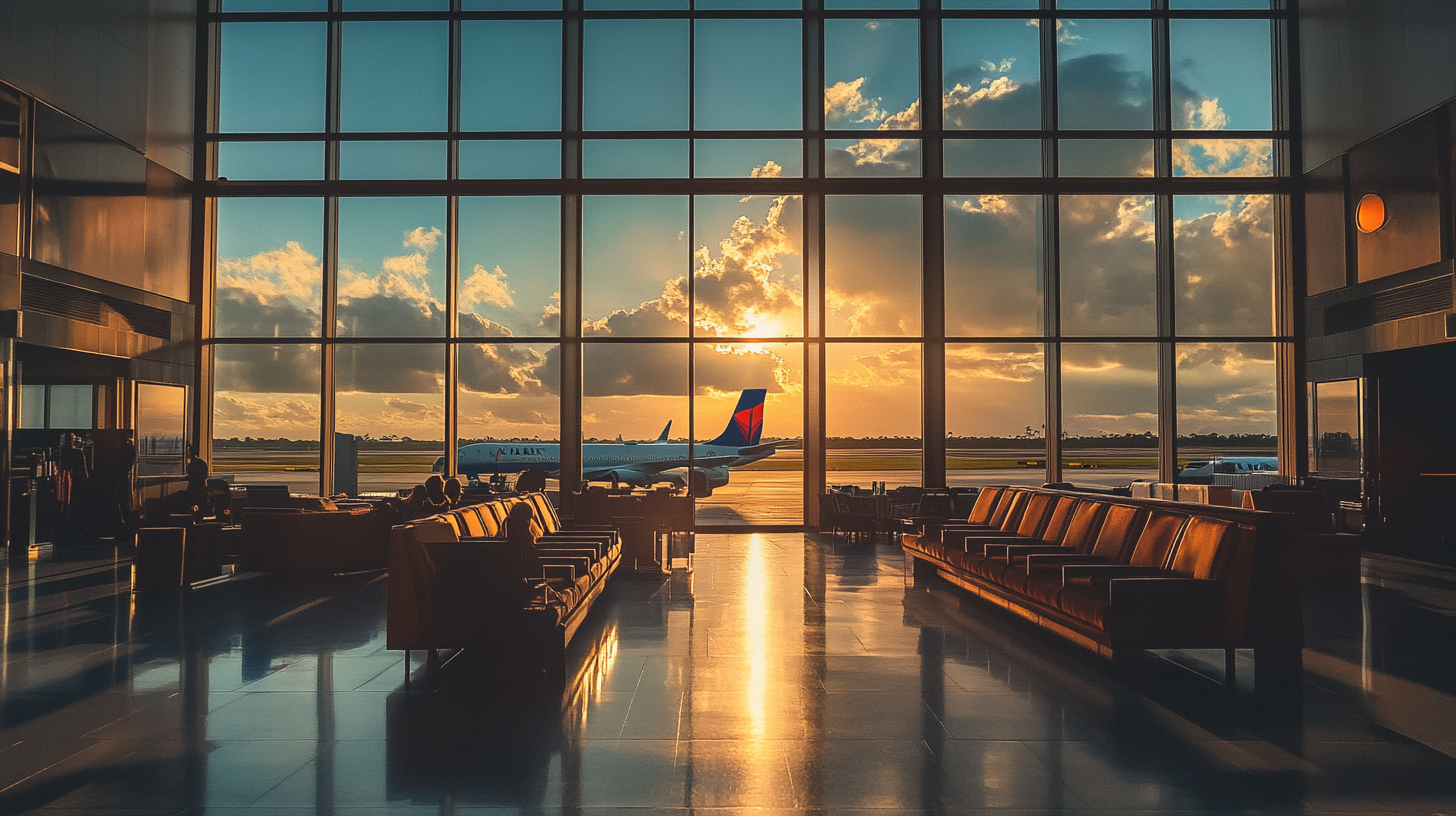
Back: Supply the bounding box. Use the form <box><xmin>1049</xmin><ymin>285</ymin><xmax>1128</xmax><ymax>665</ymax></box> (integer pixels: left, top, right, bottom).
<box><xmin>213</xmin><ymin>449</ymin><xmax>1155</xmax><ymax>526</ymax></box>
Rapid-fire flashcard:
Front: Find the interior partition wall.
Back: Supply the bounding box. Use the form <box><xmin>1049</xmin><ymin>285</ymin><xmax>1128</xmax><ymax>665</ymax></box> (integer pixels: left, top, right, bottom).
<box><xmin>200</xmin><ymin>0</ymin><xmax>1294</xmax><ymax>527</ymax></box>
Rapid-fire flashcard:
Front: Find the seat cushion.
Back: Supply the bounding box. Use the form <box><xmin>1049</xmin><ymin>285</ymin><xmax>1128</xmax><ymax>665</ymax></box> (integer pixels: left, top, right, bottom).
<box><xmin>1058</xmin><ymin>583</ymin><xmax>1110</xmax><ymax>629</ymax></box>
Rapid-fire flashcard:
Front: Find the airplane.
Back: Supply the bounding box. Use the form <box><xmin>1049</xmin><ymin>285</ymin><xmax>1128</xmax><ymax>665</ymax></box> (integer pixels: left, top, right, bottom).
<box><xmin>1177</xmin><ymin>455</ymin><xmax>1278</xmax><ymax>482</ymax></box>
<box><xmin>434</xmin><ymin>389</ymin><xmax>792</xmax><ymax>496</ymax></box>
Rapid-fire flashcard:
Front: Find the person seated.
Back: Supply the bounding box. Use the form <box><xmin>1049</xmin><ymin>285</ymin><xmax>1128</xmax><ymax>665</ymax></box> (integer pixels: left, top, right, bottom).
<box><xmin>505</xmin><ymin>502</ymin><xmax>554</xmax><ymax>605</ymax></box>
<box><xmin>444</xmin><ymin>477</ymin><xmax>464</xmax><ymax>508</ymax></box>
<box><xmin>421</xmin><ymin>474</ymin><xmax>451</xmax><ymax>514</ymax></box>
<box><xmin>394</xmin><ymin>484</ymin><xmax>430</xmax><ymax>519</ymax></box>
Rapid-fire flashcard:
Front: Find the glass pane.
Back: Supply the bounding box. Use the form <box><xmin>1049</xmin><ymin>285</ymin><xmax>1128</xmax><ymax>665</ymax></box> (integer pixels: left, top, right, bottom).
<box><xmin>944</xmin><ymin>140</ymin><xmax>1042</xmax><ymax>176</ymax></box>
<box><xmin>1312</xmin><ymin>379</ymin><xmax>1360</xmax><ymax>477</ymax></box>
<box><xmin>48</xmin><ymin>385</ymin><xmax>94</xmax><ymax>429</ymax></box>
<box><xmin>135</xmin><ymin>384</ymin><xmax>187</xmax><ymax>477</ymax></box>
<box><xmin>1060</xmin><ymin>343</ymin><xmax>1157</xmax><ymax>486</ymax></box>
<box><xmin>693</xmin><ymin>343</ymin><xmax>803</xmax><ymax>525</ymax></box>
<box><xmin>945</xmin><ymin>195</ymin><xmax>1043</xmax><ymax>336</ymax></box>
<box><xmin>583</xmin><ymin>196</ymin><xmax>689</xmax><ymax>337</ymax></box>
<box><xmin>697</xmin><ymin>0</ymin><xmax>799</xmax><ymax>8</ymax></box>
<box><xmin>827</xmin><ymin>343</ymin><xmax>922</xmax><ymax>489</ymax></box>
<box><xmin>1171</xmin><ymin>20</ymin><xmax>1272</xmax><ymax>130</ymax></box>
<box><xmin>1059</xmin><ymin>0</ymin><xmax>1150</xmax><ymax>7</ymax></box>
<box><xmin>223</xmin><ymin>0</ymin><xmax>327</xmax><ymax>9</ymax></box>
<box><xmin>458</xmin><ymin>343</ymin><xmax>560</xmax><ymax>487</ymax></box>
<box><xmin>0</xmin><ymin>92</ymin><xmax>17</xmax><ymax>257</ymax></box>
<box><xmin>826</xmin><ymin>139</ymin><xmax>922</xmax><ymax>176</ymax></box>
<box><xmin>458</xmin><ymin>196</ymin><xmax>562</xmax><ymax>339</ymax></box>
<box><xmin>1170</xmin><ymin>0</ymin><xmax>1269</xmax><ymax>6</ymax></box>
<box><xmin>583</xmin><ymin>140</ymin><xmax>690</xmax><ymax>178</ymax></box>
<box><xmin>1059</xmin><ymin>140</ymin><xmax>1154</xmax><ymax>177</ymax></box>
<box><xmin>213</xmin><ymin>344</ymin><xmax>321</xmax><ymax>493</ymax></box>
<box><xmin>340</xmin><ymin>22</ymin><xmax>448</xmax><ymax>133</ymax></box>
<box><xmin>1175</xmin><ymin>343</ymin><xmax>1278</xmax><ymax>485</ymax></box>
<box><xmin>337</xmin><ymin>197</ymin><xmax>448</xmax><ymax>337</ymax></box>
<box><xmin>336</xmin><ymin>344</ymin><xmax>446</xmax><ymax>495</ymax></box>
<box><xmin>1059</xmin><ymin>194</ymin><xmax>1156</xmax><ymax>337</ymax></box>
<box><xmin>693</xmin><ymin>195</ymin><xmax>803</xmax><ymax>338</ymax></box>
<box><xmin>695</xmin><ymin>140</ymin><xmax>803</xmax><ymax>178</ymax></box>
<box><xmin>944</xmin><ymin>0</ymin><xmax>1038</xmax><ymax>6</ymax></box>
<box><xmin>826</xmin><ymin>0</ymin><xmax>917</xmax><ymax>8</ymax></box>
<box><xmin>826</xmin><ymin>195</ymin><xmax>921</xmax><ymax>337</ymax></box>
<box><xmin>1173</xmin><ymin>195</ymin><xmax>1275</xmax><ymax>337</ymax></box>
<box><xmin>825</xmin><ymin>19</ymin><xmax>920</xmax><ymax>131</ymax></box>
<box><xmin>215</xmin><ymin>197</ymin><xmax>324</xmax><ymax>338</ymax></box>
<box><xmin>216</xmin><ymin>142</ymin><xmax>324</xmax><ymax>181</ymax></box>
<box><xmin>586</xmin><ymin>0</ymin><xmax>687</xmax><ymax>8</ymax></box>
<box><xmin>695</xmin><ymin>20</ymin><xmax>802</xmax><ymax>131</ymax></box>
<box><xmin>1173</xmin><ymin>140</ymin><xmax>1275</xmax><ymax>176</ymax></box>
<box><xmin>338</xmin><ymin>141</ymin><xmax>447</xmax><ymax>180</ymax></box>
<box><xmin>459</xmin><ymin>141</ymin><xmax>561</xmax><ymax>179</ymax></box>
<box><xmin>461</xmin><ymin>21</ymin><xmax>562</xmax><ymax>132</ymax></box>
<box><xmin>1057</xmin><ymin>19</ymin><xmax>1153</xmax><ymax>130</ymax></box>
<box><xmin>947</xmin><ymin>343</ymin><xmax>1046</xmax><ymax>488</ymax></box>
<box><xmin>462</xmin><ymin>0</ymin><xmax>561</xmax><ymax>8</ymax></box>
<box><xmin>344</xmin><ymin>0</ymin><xmax>448</xmax><ymax>8</ymax></box>
<box><xmin>582</xmin><ymin>343</ymin><xmax>688</xmax><ymax>480</ymax></box>
<box><xmin>942</xmin><ymin>19</ymin><xmax>1042</xmax><ymax>130</ymax></box>
<box><xmin>20</xmin><ymin>385</ymin><xmax>45</xmax><ymax>428</ymax></box>
<box><xmin>218</xmin><ymin>23</ymin><xmax>326</xmax><ymax>133</ymax></box>
<box><xmin>584</xmin><ymin>20</ymin><xmax>690</xmax><ymax>131</ymax></box>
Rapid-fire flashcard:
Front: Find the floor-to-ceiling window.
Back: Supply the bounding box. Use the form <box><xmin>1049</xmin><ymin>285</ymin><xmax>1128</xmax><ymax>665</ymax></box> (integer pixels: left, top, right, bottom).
<box><xmin>203</xmin><ymin>0</ymin><xmax>1291</xmax><ymax>522</ymax></box>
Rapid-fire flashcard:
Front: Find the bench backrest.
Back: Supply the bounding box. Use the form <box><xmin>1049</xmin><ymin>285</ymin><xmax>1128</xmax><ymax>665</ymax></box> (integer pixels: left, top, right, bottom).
<box><xmin>1060</xmin><ymin>501</ymin><xmax>1111</xmax><ymax>551</ymax></box>
<box><xmin>1127</xmin><ymin>510</ymin><xmax>1189</xmax><ymax>568</ymax></box>
<box><xmin>1087</xmin><ymin>504</ymin><xmax>1148</xmax><ymax>562</ymax></box>
<box><xmin>1013</xmin><ymin>492</ymin><xmax>1058</xmax><ymax>538</ymax></box>
<box><xmin>1039</xmin><ymin>496</ymin><xmax>1081</xmax><ymax>544</ymax></box>
<box><xmin>967</xmin><ymin>487</ymin><xmax>1004</xmax><ymax>524</ymax></box>
<box><xmin>992</xmin><ymin>489</ymin><xmax>1031</xmax><ymax>531</ymax></box>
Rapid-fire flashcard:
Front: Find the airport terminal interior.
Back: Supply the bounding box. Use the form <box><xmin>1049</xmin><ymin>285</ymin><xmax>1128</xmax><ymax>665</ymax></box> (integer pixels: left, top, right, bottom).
<box><xmin>4</xmin><ymin>0</ymin><xmax>1456</xmax><ymax>813</ymax></box>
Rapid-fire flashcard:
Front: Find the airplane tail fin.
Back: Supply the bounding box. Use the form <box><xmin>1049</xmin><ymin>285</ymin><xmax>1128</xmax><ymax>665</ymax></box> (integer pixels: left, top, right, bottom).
<box><xmin>654</xmin><ymin>421</ymin><xmax>671</xmax><ymax>443</ymax></box>
<box><xmin>706</xmin><ymin>389</ymin><xmax>767</xmax><ymax>448</ymax></box>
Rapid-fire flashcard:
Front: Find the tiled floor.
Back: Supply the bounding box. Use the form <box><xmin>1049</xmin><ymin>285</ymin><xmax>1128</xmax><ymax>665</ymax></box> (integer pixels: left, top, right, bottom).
<box><xmin>3</xmin><ymin>534</ymin><xmax>1456</xmax><ymax>814</ymax></box>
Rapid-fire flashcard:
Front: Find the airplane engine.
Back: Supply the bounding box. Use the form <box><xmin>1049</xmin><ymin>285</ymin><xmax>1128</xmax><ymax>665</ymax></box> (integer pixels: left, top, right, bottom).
<box><xmin>705</xmin><ymin>466</ymin><xmax>731</xmax><ymax>489</ymax></box>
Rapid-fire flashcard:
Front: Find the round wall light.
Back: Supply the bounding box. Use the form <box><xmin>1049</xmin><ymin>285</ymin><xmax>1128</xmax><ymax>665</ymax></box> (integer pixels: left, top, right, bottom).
<box><xmin>1356</xmin><ymin>193</ymin><xmax>1387</xmax><ymax>233</ymax></box>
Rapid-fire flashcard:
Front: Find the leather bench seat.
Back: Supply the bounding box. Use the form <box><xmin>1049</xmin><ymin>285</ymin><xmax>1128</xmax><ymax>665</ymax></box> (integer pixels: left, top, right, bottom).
<box><xmin>901</xmin><ymin>487</ymin><xmax>1290</xmax><ymax>667</ymax></box>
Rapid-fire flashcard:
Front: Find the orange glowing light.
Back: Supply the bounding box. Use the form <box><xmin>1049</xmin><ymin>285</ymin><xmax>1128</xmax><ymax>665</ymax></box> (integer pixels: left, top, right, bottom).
<box><xmin>1356</xmin><ymin>194</ymin><xmax>1386</xmax><ymax>233</ymax></box>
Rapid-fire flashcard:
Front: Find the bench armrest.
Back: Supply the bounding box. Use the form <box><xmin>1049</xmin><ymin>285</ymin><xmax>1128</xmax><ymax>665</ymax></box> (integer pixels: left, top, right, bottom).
<box><xmin>985</xmin><ymin>543</ymin><xmax>1067</xmax><ymax>560</ymax></box>
<box><xmin>1021</xmin><ymin>553</ymin><xmax>1108</xmax><ymax>569</ymax></box>
<box><xmin>1061</xmin><ymin>564</ymin><xmax>1169</xmax><ymax>584</ymax></box>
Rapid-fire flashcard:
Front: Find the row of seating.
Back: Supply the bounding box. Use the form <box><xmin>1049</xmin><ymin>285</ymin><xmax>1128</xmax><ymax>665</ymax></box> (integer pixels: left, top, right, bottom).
<box><xmin>902</xmin><ymin>486</ymin><xmax>1301</xmax><ymax>683</ymax></box>
<box><xmin>387</xmin><ymin>492</ymin><xmax>622</xmax><ymax>676</ymax></box>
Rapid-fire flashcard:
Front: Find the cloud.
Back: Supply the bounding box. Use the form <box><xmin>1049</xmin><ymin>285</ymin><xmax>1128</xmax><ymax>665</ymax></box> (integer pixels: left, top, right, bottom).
<box><xmin>215</xmin><ymin>241</ymin><xmax>323</xmax><ymax>336</ymax></box>
<box><xmin>1175</xmin><ymin>343</ymin><xmax>1277</xmax><ymax>435</ymax></box>
<box><xmin>337</xmin><ymin>225</ymin><xmax>445</xmax><ymax>325</ymax></box>
<box><xmin>825</xmin><ymin>77</ymin><xmax>886</xmax><ymax>126</ymax></box>
<box><xmin>1058</xmin><ymin>53</ymin><xmax>1152</xmax><ymax>129</ymax></box>
<box><xmin>460</xmin><ymin>264</ymin><xmax>516</xmax><ymax>310</ymax></box>
<box><xmin>403</xmin><ymin>226</ymin><xmax>442</xmax><ymax>253</ymax></box>
<box><xmin>751</xmin><ymin>160</ymin><xmax>783</xmax><ymax>179</ymax></box>
<box><xmin>828</xmin><ymin>346</ymin><xmax>920</xmax><ymax>389</ymax></box>
<box><xmin>458</xmin><ymin>343</ymin><xmax>554</xmax><ymax>395</ymax></box>
<box><xmin>946</xmin><ymin>345</ymin><xmax>1043</xmax><ymax>383</ymax></box>
<box><xmin>336</xmin><ymin>344</ymin><xmax>443</xmax><ymax>394</ymax></box>
<box><xmin>214</xmin><ymin>344</ymin><xmax>320</xmax><ymax>393</ymax></box>
<box><xmin>212</xmin><ymin>394</ymin><xmax>319</xmax><ymax>436</ymax></box>
<box><xmin>1174</xmin><ymin>195</ymin><xmax>1274</xmax><ymax>336</ymax></box>
<box><xmin>692</xmin><ymin>196</ymin><xmax>803</xmax><ymax>337</ymax></box>
<box><xmin>944</xmin><ymin>195</ymin><xmax>1044</xmax><ymax>336</ymax></box>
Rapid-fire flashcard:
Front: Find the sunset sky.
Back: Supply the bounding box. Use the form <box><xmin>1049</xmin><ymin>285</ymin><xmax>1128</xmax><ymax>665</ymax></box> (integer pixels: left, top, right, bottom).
<box><xmin>212</xmin><ymin>15</ymin><xmax>1277</xmax><ymax>445</ymax></box>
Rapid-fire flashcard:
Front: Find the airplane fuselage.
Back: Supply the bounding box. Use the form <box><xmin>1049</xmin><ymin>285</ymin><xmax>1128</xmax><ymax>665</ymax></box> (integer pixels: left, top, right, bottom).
<box><xmin>443</xmin><ymin>441</ymin><xmax>779</xmax><ymax>487</ymax></box>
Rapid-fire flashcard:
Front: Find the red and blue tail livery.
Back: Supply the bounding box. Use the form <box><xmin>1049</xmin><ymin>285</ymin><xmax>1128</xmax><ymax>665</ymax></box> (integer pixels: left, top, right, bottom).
<box><xmin>707</xmin><ymin>388</ymin><xmax>767</xmax><ymax>448</ymax></box>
